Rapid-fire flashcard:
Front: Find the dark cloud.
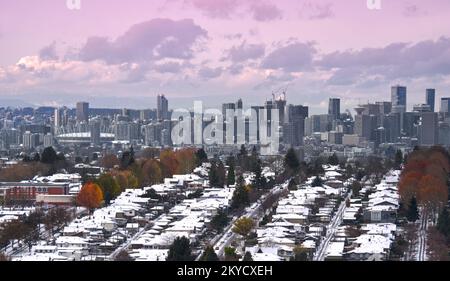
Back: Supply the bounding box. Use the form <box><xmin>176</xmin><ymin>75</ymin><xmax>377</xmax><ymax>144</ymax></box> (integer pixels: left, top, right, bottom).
<box><xmin>79</xmin><ymin>18</ymin><xmax>207</xmax><ymax>64</ymax></box>
<box><xmin>39</xmin><ymin>42</ymin><xmax>58</xmax><ymax>60</ymax></box>
<box><xmin>198</xmin><ymin>66</ymin><xmax>222</xmax><ymax>79</ymax></box>
<box><xmin>226</xmin><ymin>41</ymin><xmax>265</xmax><ymax>63</ymax></box>
<box><xmin>261</xmin><ymin>42</ymin><xmax>316</xmax><ymax>72</ymax></box>
<box><xmin>319</xmin><ymin>37</ymin><xmax>450</xmax><ymax>79</ymax></box>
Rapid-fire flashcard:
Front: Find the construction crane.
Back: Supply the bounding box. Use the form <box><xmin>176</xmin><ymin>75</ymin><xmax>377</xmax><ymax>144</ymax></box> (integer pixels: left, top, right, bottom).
<box><xmin>271</xmin><ymin>86</ymin><xmax>288</xmax><ymax>101</ymax></box>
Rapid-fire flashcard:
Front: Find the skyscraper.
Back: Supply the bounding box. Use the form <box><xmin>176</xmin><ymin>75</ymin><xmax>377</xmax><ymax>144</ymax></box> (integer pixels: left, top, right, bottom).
<box><xmin>426</xmin><ymin>89</ymin><xmax>436</xmax><ymax>112</ymax></box>
<box><xmin>391</xmin><ymin>85</ymin><xmax>407</xmax><ymax>113</ymax></box>
<box><xmin>418</xmin><ymin>112</ymin><xmax>438</xmax><ymax>146</ymax></box>
<box><xmin>157</xmin><ymin>95</ymin><xmax>169</xmax><ymax>121</ymax></box>
<box><xmin>441</xmin><ymin>97</ymin><xmax>450</xmax><ymax>113</ymax></box>
<box><xmin>328</xmin><ymin>98</ymin><xmax>341</xmax><ymax>120</ymax></box>
<box><xmin>89</xmin><ymin>119</ymin><xmax>101</xmax><ymax>145</ymax></box>
<box><xmin>76</xmin><ymin>102</ymin><xmax>89</xmax><ymax>123</ymax></box>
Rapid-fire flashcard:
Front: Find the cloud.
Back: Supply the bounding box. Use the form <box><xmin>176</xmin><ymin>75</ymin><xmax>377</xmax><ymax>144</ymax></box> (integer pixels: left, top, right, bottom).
<box><xmin>249</xmin><ymin>2</ymin><xmax>283</xmax><ymax>22</ymax></box>
<box><xmin>261</xmin><ymin>42</ymin><xmax>317</xmax><ymax>72</ymax></box>
<box><xmin>39</xmin><ymin>42</ymin><xmax>58</xmax><ymax>60</ymax></box>
<box><xmin>319</xmin><ymin>37</ymin><xmax>450</xmax><ymax>79</ymax></box>
<box><xmin>299</xmin><ymin>2</ymin><xmax>334</xmax><ymax>20</ymax></box>
<box><xmin>198</xmin><ymin>66</ymin><xmax>222</xmax><ymax>79</ymax></box>
<box><xmin>78</xmin><ymin>18</ymin><xmax>207</xmax><ymax>64</ymax></box>
<box><xmin>186</xmin><ymin>0</ymin><xmax>238</xmax><ymax>19</ymax></box>
<box><xmin>226</xmin><ymin>41</ymin><xmax>265</xmax><ymax>63</ymax></box>
<box><xmin>403</xmin><ymin>3</ymin><xmax>424</xmax><ymax>17</ymax></box>
<box><xmin>153</xmin><ymin>61</ymin><xmax>184</xmax><ymax>73</ymax></box>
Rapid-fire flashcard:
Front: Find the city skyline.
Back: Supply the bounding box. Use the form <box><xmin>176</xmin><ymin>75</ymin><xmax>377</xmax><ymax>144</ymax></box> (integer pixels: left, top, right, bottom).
<box><xmin>1</xmin><ymin>0</ymin><xmax>450</xmax><ymax>113</ymax></box>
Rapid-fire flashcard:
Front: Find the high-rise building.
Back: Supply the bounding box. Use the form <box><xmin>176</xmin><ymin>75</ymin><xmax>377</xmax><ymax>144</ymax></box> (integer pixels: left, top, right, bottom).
<box><xmin>76</xmin><ymin>102</ymin><xmax>89</xmax><ymax>123</ymax></box>
<box><xmin>441</xmin><ymin>97</ymin><xmax>450</xmax><ymax>113</ymax></box>
<box><xmin>89</xmin><ymin>119</ymin><xmax>101</xmax><ymax>145</ymax></box>
<box><xmin>391</xmin><ymin>85</ymin><xmax>407</xmax><ymax>113</ymax></box>
<box><xmin>43</xmin><ymin>133</ymin><xmax>54</xmax><ymax>147</ymax></box>
<box><xmin>23</xmin><ymin>131</ymin><xmax>39</xmax><ymax>150</ymax></box>
<box><xmin>426</xmin><ymin>89</ymin><xmax>436</xmax><ymax>112</ymax></box>
<box><xmin>328</xmin><ymin>98</ymin><xmax>341</xmax><ymax>120</ymax></box>
<box><xmin>418</xmin><ymin>112</ymin><xmax>438</xmax><ymax>146</ymax></box>
<box><xmin>157</xmin><ymin>95</ymin><xmax>169</xmax><ymax>121</ymax></box>
<box><xmin>284</xmin><ymin>105</ymin><xmax>308</xmax><ymax>147</ymax></box>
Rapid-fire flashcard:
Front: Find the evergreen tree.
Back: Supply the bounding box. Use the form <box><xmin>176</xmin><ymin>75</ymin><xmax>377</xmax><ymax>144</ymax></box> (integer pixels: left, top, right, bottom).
<box><xmin>166</xmin><ymin>237</ymin><xmax>194</xmax><ymax>261</ymax></box>
<box><xmin>227</xmin><ymin>161</ymin><xmax>236</xmax><ymax>186</ymax></box>
<box><xmin>252</xmin><ymin>158</ymin><xmax>265</xmax><ymax>189</ymax></box>
<box><xmin>437</xmin><ymin>207</ymin><xmax>450</xmax><ymax>238</ymax></box>
<box><xmin>243</xmin><ymin>251</ymin><xmax>253</xmax><ymax>261</ymax></box>
<box><xmin>195</xmin><ymin>148</ymin><xmax>208</xmax><ymax>165</ymax></box>
<box><xmin>328</xmin><ymin>153</ymin><xmax>339</xmax><ymax>165</ymax></box>
<box><xmin>33</xmin><ymin>153</ymin><xmax>40</xmax><ymax>162</ymax></box>
<box><xmin>406</xmin><ymin>197</ymin><xmax>419</xmax><ymax>222</ymax></box>
<box><xmin>217</xmin><ymin>161</ymin><xmax>226</xmax><ymax>188</ymax></box>
<box><xmin>120</xmin><ymin>147</ymin><xmax>135</xmax><ymax>169</ymax></box>
<box><xmin>209</xmin><ymin>161</ymin><xmax>219</xmax><ymax>187</ymax></box>
<box><xmin>311</xmin><ymin>176</ymin><xmax>323</xmax><ymax>187</ymax></box>
<box><xmin>200</xmin><ymin>246</ymin><xmax>220</xmax><ymax>261</ymax></box>
<box><xmin>41</xmin><ymin>146</ymin><xmax>58</xmax><ymax>164</ymax></box>
<box><xmin>231</xmin><ymin>175</ymin><xmax>249</xmax><ymax>210</ymax></box>
<box><xmin>284</xmin><ymin>148</ymin><xmax>300</xmax><ymax>171</ymax></box>
<box><xmin>288</xmin><ymin>178</ymin><xmax>297</xmax><ymax>191</ymax></box>
<box><xmin>394</xmin><ymin>150</ymin><xmax>403</xmax><ymax>169</ymax></box>
<box><xmin>210</xmin><ymin>209</ymin><xmax>229</xmax><ymax>232</ymax></box>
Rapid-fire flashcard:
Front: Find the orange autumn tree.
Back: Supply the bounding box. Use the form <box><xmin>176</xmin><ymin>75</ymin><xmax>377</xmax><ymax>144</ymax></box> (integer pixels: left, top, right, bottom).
<box><xmin>160</xmin><ymin>149</ymin><xmax>179</xmax><ymax>178</ymax></box>
<box><xmin>399</xmin><ymin>147</ymin><xmax>450</xmax><ymax>215</ymax></box>
<box><xmin>175</xmin><ymin>148</ymin><xmax>197</xmax><ymax>174</ymax></box>
<box><xmin>77</xmin><ymin>182</ymin><xmax>103</xmax><ymax>213</ymax></box>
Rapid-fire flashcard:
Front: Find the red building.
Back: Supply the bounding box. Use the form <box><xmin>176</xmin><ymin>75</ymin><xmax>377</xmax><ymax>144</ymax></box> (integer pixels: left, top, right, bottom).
<box><xmin>0</xmin><ymin>182</ymin><xmax>70</xmax><ymax>204</ymax></box>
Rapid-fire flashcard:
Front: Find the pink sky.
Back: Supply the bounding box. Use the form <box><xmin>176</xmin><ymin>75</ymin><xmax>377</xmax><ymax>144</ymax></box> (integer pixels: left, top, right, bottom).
<box><xmin>1</xmin><ymin>0</ymin><xmax>450</xmax><ymax>112</ymax></box>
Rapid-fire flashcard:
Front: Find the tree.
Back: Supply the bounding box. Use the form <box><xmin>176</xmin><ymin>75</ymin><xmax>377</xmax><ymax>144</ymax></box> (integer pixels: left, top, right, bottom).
<box><xmin>200</xmin><ymin>246</ymin><xmax>219</xmax><ymax>261</ymax></box>
<box><xmin>406</xmin><ymin>197</ymin><xmax>419</xmax><ymax>222</ymax></box>
<box><xmin>0</xmin><ymin>252</ymin><xmax>11</xmax><ymax>261</ymax></box>
<box><xmin>230</xmin><ymin>177</ymin><xmax>250</xmax><ymax>210</ymax></box>
<box><xmin>142</xmin><ymin>188</ymin><xmax>161</xmax><ymax>200</ymax></box>
<box><xmin>76</xmin><ymin>182</ymin><xmax>103</xmax><ymax>213</ymax></box>
<box><xmin>351</xmin><ymin>181</ymin><xmax>362</xmax><ymax>197</ymax></box>
<box><xmin>252</xmin><ymin>159</ymin><xmax>266</xmax><ymax>189</ymax></box>
<box><xmin>209</xmin><ymin>161</ymin><xmax>219</xmax><ymax>187</ymax></box>
<box><xmin>232</xmin><ymin>217</ymin><xmax>255</xmax><ymax>238</ymax></box>
<box><xmin>242</xmin><ymin>251</ymin><xmax>253</xmax><ymax>261</ymax></box>
<box><xmin>115</xmin><ymin>250</ymin><xmax>134</xmax><ymax>261</ymax></box>
<box><xmin>175</xmin><ymin>148</ymin><xmax>197</xmax><ymax>174</ymax></box>
<box><xmin>288</xmin><ymin>178</ymin><xmax>297</xmax><ymax>191</ymax></box>
<box><xmin>142</xmin><ymin>159</ymin><xmax>162</xmax><ymax>186</ymax></box>
<box><xmin>217</xmin><ymin>161</ymin><xmax>226</xmax><ymax>188</ymax></box>
<box><xmin>41</xmin><ymin>146</ymin><xmax>58</xmax><ymax>164</ymax></box>
<box><xmin>437</xmin><ymin>207</ymin><xmax>450</xmax><ymax>238</ymax></box>
<box><xmin>120</xmin><ymin>147</ymin><xmax>135</xmax><ymax>169</ymax></box>
<box><xmin>195</xmin><ymin>148</ymin><xmax>208</xmax><ymax>166</ymax></box>
<box><xmin>311</xmin><ymin>176</ymin><xmax>323</xmax><ymax>187</ymax></box>
<box><xmin>101</xmin><ymin>154</ymin><xmax>119</xmax><ymax>169</ymax></box>
<box><xmin>166</xmin><ymin>236</ymin><xmax>194</xmax><ymax>261</ymax></box>
<box><xmin>96</xmin><ymin>173</ymin><xmax>121</xmax><ymax>204</ymax></box>
<box><xmin>210</xmin><ymin>209</ymin><xmax>229</xmax><ymax>232</ymax></box>
<box><xmin>394</xmin><ymin>150</ymin><xmax>403</xmax><ymax>169</ymax></box>
<box><xmin>284</xmin><ymin>148</ymin><xmax>300</xmax><ymax>172</ymax></box>
<box><xmin>224</xmin><ymin>247</ymin><xmax>238</xmax><ymax>261</ymax></box>
<box><xmin>160</xmin><ymin>149</ymin><xmax>179</xmax><ymax>178</ymax></box>
<box><xmin>328</xmin><ymin>153</ymin><xmax>339</xmax><ymax>166</ymax></box>
<box><xmin>227</xmin><ymin>161</ymin><xmax>236</xmax><ymax>187</ymax></box>
<box><xmin>291</xmin><ymin>246</ymin><xmax>309</xmax><ymax>261</ymax></box>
